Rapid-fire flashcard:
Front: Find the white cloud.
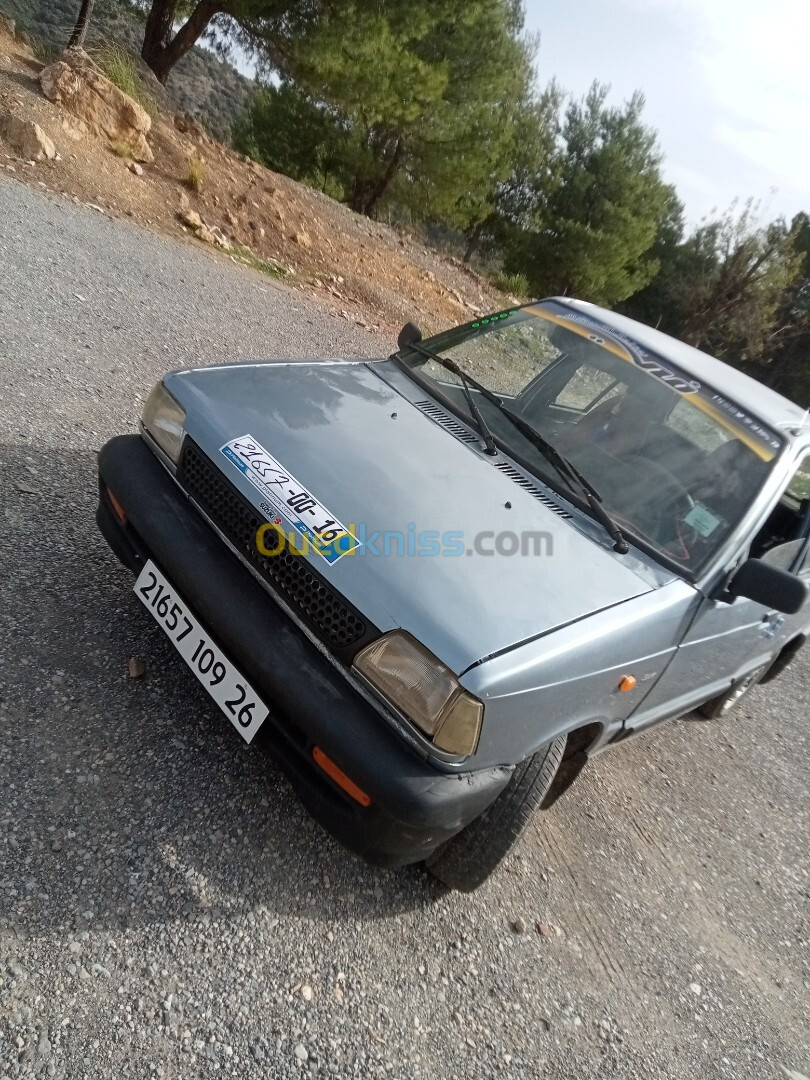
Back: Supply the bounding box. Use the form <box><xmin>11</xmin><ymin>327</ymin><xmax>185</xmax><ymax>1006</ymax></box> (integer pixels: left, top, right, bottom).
<box><xmin>626</xmin><ymin>0</ymin><xmax>810</xmax><ymax>218</ymax></box>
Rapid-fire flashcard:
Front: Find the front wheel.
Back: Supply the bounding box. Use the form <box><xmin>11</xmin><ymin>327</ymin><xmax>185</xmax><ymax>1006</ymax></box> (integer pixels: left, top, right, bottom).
<box><xmin>425</xmin><ymin>735</ymin><xmax>566</xmax><ymax>891</ymax></box>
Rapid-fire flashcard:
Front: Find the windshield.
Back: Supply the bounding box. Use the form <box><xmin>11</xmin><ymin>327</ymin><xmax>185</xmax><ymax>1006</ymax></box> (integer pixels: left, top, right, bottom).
<box><xmin>397</xmin><ymin>301</ymin><xmax>785</xmax><ymax>573</ymax></box>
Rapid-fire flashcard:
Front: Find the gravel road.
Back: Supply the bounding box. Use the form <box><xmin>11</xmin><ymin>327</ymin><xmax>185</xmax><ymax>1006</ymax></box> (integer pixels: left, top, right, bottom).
<box><xmin>1</xmin><ymin>175</ymin><xmax>808</xmax><ymax>1080</ymax></box>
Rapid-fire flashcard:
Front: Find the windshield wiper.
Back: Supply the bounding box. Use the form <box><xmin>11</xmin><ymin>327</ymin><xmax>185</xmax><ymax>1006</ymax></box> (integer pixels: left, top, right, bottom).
<box><xmin>408</xmin><ymin>341</ymin><xmax>498</xmax><ymax>456</ymax></box>
<box><xmin>497</xmin><ymin>405</ymin><xmax>629</xmax><ymax>554</ymax></box>
<box><xmin>401</xmin><ymin>343</ymin><xmax>629</xmax><ymax>554</ymax></box>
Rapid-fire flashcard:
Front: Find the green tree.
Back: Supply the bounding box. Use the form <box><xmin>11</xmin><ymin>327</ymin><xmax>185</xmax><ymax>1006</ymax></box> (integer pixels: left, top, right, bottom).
<box><xmin>626</xmin><ymin>202</ymin><xmax>805</xmax><ymax>362</ymax></box>
<box><xmin>138</xmin><ymin>0</ymin><xmax>321</xmax><ymax>84</ymax></box>
<box><xmin>239</xmin><ymin>0</ymin><xmax>534</xmax><ymax>220</ymax></box>
<box><xmin>233</xmin><ymin>81</ymin><xmax>348</xmax><ymax>196</ymax></box>
<box><xmin>460</xmin><ymin>83</ymin><xmax>563</xmax><ymax>263</ymax></box>
<box><xmin>505</xmin><ymin>84</ymin><xmax>675</xmax><ymax>306</ymax></box>
<box><xmin>753</xmin><ymin>212</ymin><xmax>810</xmax><ymax>401</ymax></box>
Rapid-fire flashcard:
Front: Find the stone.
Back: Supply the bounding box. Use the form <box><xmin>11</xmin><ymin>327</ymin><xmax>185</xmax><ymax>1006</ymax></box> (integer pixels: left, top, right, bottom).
<box><xmin>195</xmin><ymin>225</ymin><xmax>216</xmax><ymax>245</ymax></box>
<box><xmin>60</xmin><ymin>116</ymin><xmax>89</xmax><ymax>141</ymax></box>
<box><xmin>300</xmin><ymin>984</ymin><xmax>313</xmax><ymax>1002</ymax></box>
<box><xmin>40</xmin><ymin>50</ymin><xmax>153</xmax><ymax>163</ymax></box>
<box><xmin>127</xmin><ymin>657</ymin><xmax>146</xmax><ymax>679</ymax></box>
<box><xmin>128</xmin><ymin>162</ymin><xmax>143</xmax><ymax>176</ymax></box>
<box><xmin>178</xmin><ymin>209</ymin><xmax>203</xmax><ymax>230</ymax></box>
<box><xmin>207</xmin><ymin>225</ymin><xmax>232</xmax><ymax>250</ymax></box>
<box><xmin>0</xmin><ymin>115</ymin><xmax>56</xmax><ymax>162</ymax></box>
<box><xmin>291</xmin><ymin>229</ymin><xmax>311</xmax><ymax>248</ymax></box>
<box><xmin>293</xmin><ymin>1044</ymin><xmax>308</xmax><ymax>1062</ymax></box>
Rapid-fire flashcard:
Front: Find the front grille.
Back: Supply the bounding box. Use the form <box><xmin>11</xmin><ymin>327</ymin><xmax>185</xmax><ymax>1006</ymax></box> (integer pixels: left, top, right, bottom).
<box><xmin>179</xmin><ymin>441</ymin><xmax>369</xmax><ymax>651</ymax></box>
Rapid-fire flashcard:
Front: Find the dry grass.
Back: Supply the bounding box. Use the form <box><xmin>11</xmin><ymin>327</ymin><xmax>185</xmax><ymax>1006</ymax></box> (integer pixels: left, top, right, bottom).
<box><xmin>489</xmin><ymin>269</ymin><xmax>531</xmax><ymax>299</ymax></box>
<box><xmin>109</xmin><ymin>139</ymin><xmax>133</xmax><ymax>160</ymax></box>
<box><xmin>92</xmin><ymin>41</ymin><xmax>157</xmax><ymax>118</ymax></box>
<box><xmin>185</xmin><ymin>155</ymin><xmax>205</xmax><ymax>192</ymax></box>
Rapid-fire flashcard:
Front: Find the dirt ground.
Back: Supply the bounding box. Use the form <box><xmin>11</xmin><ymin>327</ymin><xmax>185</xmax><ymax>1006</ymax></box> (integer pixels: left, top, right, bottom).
<box><xmin>0</xmin><ymin>20</ymin><xmax>512</xmax><ymax>339</ymax></box>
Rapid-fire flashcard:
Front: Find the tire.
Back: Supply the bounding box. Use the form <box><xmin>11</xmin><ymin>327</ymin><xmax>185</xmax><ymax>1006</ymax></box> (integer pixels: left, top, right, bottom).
<box><xmin>425</xmin><ymin>735</ymin><xmax>567</xmax><ymax>892</ymax></box>
<box><xmin>696</xmin><ymin>662</ymin><xmax>770</xmax><ymax>720</ymax></box>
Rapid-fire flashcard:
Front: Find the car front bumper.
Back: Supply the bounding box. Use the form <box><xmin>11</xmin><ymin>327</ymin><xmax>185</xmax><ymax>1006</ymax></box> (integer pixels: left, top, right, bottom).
<box><xmin>96</xmin><ymin>434</ymin><xmax>512</xmax><ymax>868</ymax></box>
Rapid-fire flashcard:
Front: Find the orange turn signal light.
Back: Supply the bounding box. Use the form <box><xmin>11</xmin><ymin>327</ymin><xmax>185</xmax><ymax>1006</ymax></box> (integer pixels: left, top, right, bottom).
<box><xmin>312</xmin><ymin>746</ymin><xmax>372</xmax><ymax>807</ymax></box>
<box><xmin>106</xmin><ymin>487</ymin><xmax>127</xmax><ymax>524</ymax></box>
<box><xmin>618</xmin><ymin>675</ymin><xmax>637</xmax><ymax>692</ymax></box>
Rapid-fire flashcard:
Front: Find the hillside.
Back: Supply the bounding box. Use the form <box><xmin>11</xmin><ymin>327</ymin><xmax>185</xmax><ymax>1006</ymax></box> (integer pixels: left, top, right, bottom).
<box><xmin>3</xmin><ymin>0</ymin><xmax>252</xmax><ymax>141</ymax></box>
<box><xmin>0</xmin><ymin>20</ymin><xmax>509</xmax><ymax>335</ymax></box>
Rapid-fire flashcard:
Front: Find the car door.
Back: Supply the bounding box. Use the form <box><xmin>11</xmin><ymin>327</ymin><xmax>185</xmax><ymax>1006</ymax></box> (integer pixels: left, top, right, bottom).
<box><xmin>627</xmin><ymin>451</ymin><xmax>810</xmax><ymax>728</ymax></box>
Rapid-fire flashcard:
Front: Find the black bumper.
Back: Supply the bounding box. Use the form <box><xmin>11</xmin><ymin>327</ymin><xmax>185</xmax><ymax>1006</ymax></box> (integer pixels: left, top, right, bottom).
<box><xmin>96</xmin><ymin>435</ymin><xmax>511</xmax><ymax>867</ymax></box>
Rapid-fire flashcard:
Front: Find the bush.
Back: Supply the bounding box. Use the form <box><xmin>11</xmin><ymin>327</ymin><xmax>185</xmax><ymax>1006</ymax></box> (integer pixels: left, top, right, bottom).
<box><xmin>92</xmin><ymin>41</ymin><xmax>157</xmax><ymax>117</ymax></box>
<box><xmin>185</xmin><ymin>155</ymin><xmax>205</xmax><ymax>192</ymax></box>
<box><xmin>489</xmin><ymin>270</ymin><xmax>531</xmax><ymax>298</ymax></box>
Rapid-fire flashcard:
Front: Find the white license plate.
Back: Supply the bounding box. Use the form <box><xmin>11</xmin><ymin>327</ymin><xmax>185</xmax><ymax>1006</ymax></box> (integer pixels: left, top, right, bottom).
<box><xmin>134</xmin><ymin>560</ymin><xmax>269</xmax><ymax>744</ymax></box>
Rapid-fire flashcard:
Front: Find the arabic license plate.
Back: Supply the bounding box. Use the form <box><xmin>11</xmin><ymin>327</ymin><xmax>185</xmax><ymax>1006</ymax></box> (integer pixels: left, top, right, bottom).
<box><xmin>134</xmin><ymin>560</ymin><xmax>269</xmax><ymax>744</ymax></box>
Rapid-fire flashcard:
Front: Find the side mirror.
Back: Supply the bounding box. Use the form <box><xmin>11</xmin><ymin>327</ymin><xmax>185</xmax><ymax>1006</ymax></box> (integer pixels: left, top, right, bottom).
<box><xmin>727</xmin><ymin>558</ymin><xmax>808</xmax><ymax>615</ymax></box>
<box><xmin>397</xmin><ymin>322</ymin><xmax>423</xmax><ymax>350</ymax></box>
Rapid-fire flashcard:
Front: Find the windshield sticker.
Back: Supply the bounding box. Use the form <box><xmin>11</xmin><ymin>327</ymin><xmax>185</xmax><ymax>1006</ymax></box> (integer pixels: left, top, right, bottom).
<box><xmin>684</xmin><ymin>502</ymin><xmax>723</xmax><ymax>538</ymax></box>
<box><xmin>220</xmin><ymin>435</ymin><xmax>361</xmax><ymax>564</ymax></box>
<box><xmin>528</xmin><ymin>306</ymin><xmax>784</xmax><ymax>461</ymax></box>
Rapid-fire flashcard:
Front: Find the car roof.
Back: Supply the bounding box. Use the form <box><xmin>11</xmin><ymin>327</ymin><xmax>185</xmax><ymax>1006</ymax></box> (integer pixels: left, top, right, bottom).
<box><xmin>548</xmin><ymin>297</ymin><xmax>809</xmax><ymax>438</ymax></box>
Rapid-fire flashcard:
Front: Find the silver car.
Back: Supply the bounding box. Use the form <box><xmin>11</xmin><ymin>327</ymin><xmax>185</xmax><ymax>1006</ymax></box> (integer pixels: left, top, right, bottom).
<box><xmin>96</xmin><ymin>297</ymin><xmax>810</xmax><ymax>890</ymax></box>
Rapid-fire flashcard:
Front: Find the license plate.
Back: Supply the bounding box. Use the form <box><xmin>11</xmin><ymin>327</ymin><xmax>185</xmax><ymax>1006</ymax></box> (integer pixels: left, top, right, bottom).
<box><xmin>219</xmin><ymin>434</ymin><xmax>362</xmax><ymax>564</ymax></box>
<box><xmin>133</xmin><ymin>560</ymin><xmax>269</xmax><ymax>744</ymax></box>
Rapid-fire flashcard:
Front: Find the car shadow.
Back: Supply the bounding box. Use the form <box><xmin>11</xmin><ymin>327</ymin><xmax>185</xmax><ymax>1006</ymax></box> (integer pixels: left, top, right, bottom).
<box><xmin>0</xmin><ymin>443</ymin><xmax>444</xmax><ymax>944</ymax></box>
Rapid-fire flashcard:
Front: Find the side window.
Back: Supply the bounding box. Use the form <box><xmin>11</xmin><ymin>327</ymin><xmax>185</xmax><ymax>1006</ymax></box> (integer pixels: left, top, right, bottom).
<box><xmin>554</xmin><ymin>366</ymin><xmax>620</xmax><ymax>410</ymax></box>
<box><xmin>789</xmin><ymin>456</ymin><xmax>810</xmax><ymax>573</ymax></box>
<box><xmin>754</xmin><ymin>454</ymin><xmax>810</xmax><ymax>570</ymax></box>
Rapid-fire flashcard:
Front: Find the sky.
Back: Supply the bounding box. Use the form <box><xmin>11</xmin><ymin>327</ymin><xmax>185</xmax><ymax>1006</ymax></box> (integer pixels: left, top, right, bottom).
<box><xmin>523</xmin><ymin>0</ymin><xmax>809</xmax><ymax>226</ymax></box>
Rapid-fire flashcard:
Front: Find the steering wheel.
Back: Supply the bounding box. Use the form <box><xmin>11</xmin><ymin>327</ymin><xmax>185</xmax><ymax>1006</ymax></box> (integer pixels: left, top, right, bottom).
<box><xmin>620</xmin><ymin>455</ymin><xmax>697</xmax><ymax>559</ymax></box>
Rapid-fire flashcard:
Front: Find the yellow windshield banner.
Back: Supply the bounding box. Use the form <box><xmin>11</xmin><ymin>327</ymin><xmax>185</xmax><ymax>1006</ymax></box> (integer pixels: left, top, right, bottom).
<box><xmin>525</xmin><ymin>306</ymin><xmax>781</xmax><ymax>462</ymax></box>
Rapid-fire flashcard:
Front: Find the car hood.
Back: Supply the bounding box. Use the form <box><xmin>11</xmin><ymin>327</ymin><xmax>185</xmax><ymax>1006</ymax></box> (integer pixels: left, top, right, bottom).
<box><xmin>167</xmin><ymin>359</ymin><xmax>661</xmax><ymax>673</ymax></box>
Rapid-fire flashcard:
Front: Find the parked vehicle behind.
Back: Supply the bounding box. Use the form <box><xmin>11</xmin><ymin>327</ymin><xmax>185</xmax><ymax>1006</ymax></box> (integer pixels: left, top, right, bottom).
<box><xmin>96</xmin><ymin>298</ymin><xmax>810</xmax><ymax>889</ymax></box>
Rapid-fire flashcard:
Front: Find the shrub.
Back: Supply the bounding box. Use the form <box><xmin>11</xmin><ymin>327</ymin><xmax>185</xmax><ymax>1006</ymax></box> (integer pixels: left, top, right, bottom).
<box><xmin>489</xmin><ymin>269</ymin><xmax>531</xmax><ymax>299</ymax></box>
<box><xmin>185</xmin><ymin>155</ymin><xmax>205</xmax><ymax>192</ymax></box>
<box><xmin>92</xmin><ymin>42</ymin><xmax>157</xmax><ymax>117</ymax></box>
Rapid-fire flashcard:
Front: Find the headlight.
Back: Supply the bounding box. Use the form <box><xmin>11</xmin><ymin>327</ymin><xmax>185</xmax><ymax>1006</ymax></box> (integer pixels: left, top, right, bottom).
<box><xmin>353</xmin><ymin>631</ymin><xmax>483</xmax><ymax>756</ymax></box>
<box><xmin>141</xmin><ymin>381</ymin><xmax>186</xmax><ymax>464</ymax></box>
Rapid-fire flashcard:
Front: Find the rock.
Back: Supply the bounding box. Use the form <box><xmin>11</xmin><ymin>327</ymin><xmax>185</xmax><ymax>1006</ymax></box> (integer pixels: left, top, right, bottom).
<box><xmin>174</xmin><ymin>112</ymin><xmax>205</xmax><ymax>139</ymax></box>
<box><xmin>688</xmin><ymin>982</ymin><xmax>702</xmax><ymax>995</ymax></box>
<box><xmin>293</xmin><ymin>1044</ymin><xmax>308</xmax><ymax>1062</ymax></box>
<box><xmin>40</xmin><ymin>50</ymin><xmax>153</xmax><ymax>163</ymax></box>
<box><xmin>0</xmin><ymin>13</ymin><xmax>14</xmax><ymax>37</ymax></box>
<box><xmin>224</xmin><ymin>209</ymin><xmax>239</xmax><ymax>228</ymax></box>
<box><xmin>291</xmin><ymin>230</ymin><xmax>311</xmax><ymax>249</ymax></box>
<box><xmin>536</xmin><ymin>922</ymin><xmax>554</xmax><ymax>938</ymax></box>
<box><xmin>128</xmin><ymin>162</ymin><xmax>143</xmax><ymax>177</ymax></box>
<box><xmin>0</xmin><ymin>115</ymin><xmax>56</xmax><ymax>162</ymax></box>
<box><xmin>127</xmin><ymin>657</ymin><xmax>146</xmax><ymax>679</ymax></box>
<box><xmin>178</xmin><ymin>209</ymin><xmax>203</xmax><ymax>230</ymax></box>
<box><xmin>300</xmin><ymin>984</ymin><xmax>313</xmax><ymax>1002</ymax></box>
<box><xmin>511</xmin><ymin>917</ymin><xmax>527</xmax><ymax>934</ymax></box>
<box><xmin>195</xmin><ymin>225</ymin><xmax>216</xmax><ymax>245</ymax></box>
<box><xmin>208</xmin><ymin>225</ymin><xmax>232</xmax><ymax>250</ymax></box>
<box><xmin>60</xmin><ymin>115</ymin><xmax>89</xmax><ymax>141</ymax></box>
<box><xmin>51</xmin><ymin>839</ymin><xmax>62</xmax><ymax>852</ymax></box>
